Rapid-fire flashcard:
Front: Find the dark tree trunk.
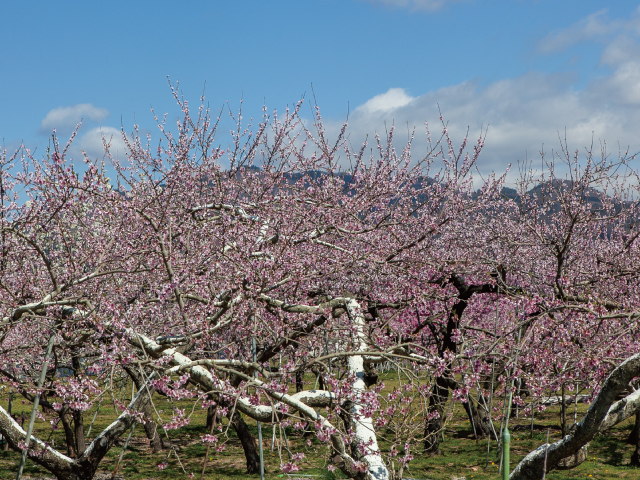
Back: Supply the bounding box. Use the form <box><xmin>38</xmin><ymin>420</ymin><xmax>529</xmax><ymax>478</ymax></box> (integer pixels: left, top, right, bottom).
<box><xmin>122</xmin><ymin>364</ymin><xmax>164</xmax><ymax>452</ymax></box>
<box><xmin>206</xmin><ymin>404</ymin><xmax>218</xmax><ymax>431</ymax></box>
<box><xmin>59</xmin><ymin>409</ymin><xmax>78</xmax><ymax>458</ymax></box>
<box><xmin>142</xmin><ymin>416</ymin><xmax>164</xmax><ymax>453</ymax></box>
<box><xmin>422</xmin><ymin>275</ymin><xmax>500</xmax><ymax>455</ymax></box>
<box><xmin>631</xmin><ymin>411</ymin><xmax>640</xmax><ymax>467</ymax></box>
<box><xmin>425</xmin><ymin>298</ymin><xmax>462</xmax><ymax>454</ymax></box>
<box><xmin>52</xmin><ymin>470</ymin><xmax>98</xmax><ymax>480</ymax></box>
<box><xmin>561</xmin><ymin>383</ymin><xmax>567</xmax><ymax>438</ymax></box>
<box><xmin>629</xmin><ymin>410</ymin><xmax>640</xmax><ymax>444</ymax></box>
<box><xmin>230</xmin><ymin>410</ymin><xmax>261</xmax><ymax>474</ymax></box>
<box><xmin>70</xmin><ymin>349</ymin><xmax>87</xmax><ymax>455</ymax></box>
<box><xmin>72</xmin><ymin>410</ymin><xmax>86</xmax><ymax>456</ymax></box>
<box><xmin>226</xmin><ymin>367</ymin><xmax>264</xmax><ymax>473</ymax></box>
<box><xmin>462</xmin><ymin>396</ymin><xmax>493</xmax><ymax>439</ymax></box>
<box><xmin>296</xmin><ymin>371</ymin><xmax>304</xmax><ymax>393</ymax></box>
<box><xmin>424</xmin><ymin>375</ymin><xmax>449</xmax><ymax>454</ymax></box>
<box><xmin>0</xmin><ymin>373</ymin><xmax>159</xmax><ymax>480</ymax></box>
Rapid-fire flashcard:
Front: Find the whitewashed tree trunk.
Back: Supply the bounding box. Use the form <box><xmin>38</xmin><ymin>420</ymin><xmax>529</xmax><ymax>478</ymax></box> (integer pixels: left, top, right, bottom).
<box><xmin>344</xmin><ymin>299</ymin><xmax>389</xmax><ymax>480</ymax></box>
<box><xmin>125</xmin><ymin>308</ymin><xmax>388</xmax><ymax>479</ymax></box>
<box><xmin>511</xmin><ymin>352</ymin><xmax>640</xmax><ymax>479</ymax></box>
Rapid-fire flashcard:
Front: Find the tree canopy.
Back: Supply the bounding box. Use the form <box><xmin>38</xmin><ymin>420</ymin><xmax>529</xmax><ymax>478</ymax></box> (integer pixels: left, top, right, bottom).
<box><xmin>1</xmin><ymin>91</ymin><xmax>639</xmax><ymax>480</ymax></box>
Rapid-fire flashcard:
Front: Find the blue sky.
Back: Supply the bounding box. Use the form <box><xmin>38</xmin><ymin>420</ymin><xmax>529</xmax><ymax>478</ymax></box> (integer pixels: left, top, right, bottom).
<box><xmin>3</xmin><ymin>1</ymin><xmax>640</xmax><ymax>180</ymax></box>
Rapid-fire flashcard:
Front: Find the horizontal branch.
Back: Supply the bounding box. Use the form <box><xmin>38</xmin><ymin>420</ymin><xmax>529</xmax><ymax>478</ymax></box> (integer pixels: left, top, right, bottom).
<box><xmin>511</xmin><ymin>352</ymin><xmax>640</xmax><ymax>480</ymax></box>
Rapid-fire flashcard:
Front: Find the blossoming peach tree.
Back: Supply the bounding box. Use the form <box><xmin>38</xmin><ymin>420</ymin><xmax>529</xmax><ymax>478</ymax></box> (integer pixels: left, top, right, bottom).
<box><xmin>1</xmin><ymin>88</ymin><xmax>640</xmax><ymax>480</ymax></box>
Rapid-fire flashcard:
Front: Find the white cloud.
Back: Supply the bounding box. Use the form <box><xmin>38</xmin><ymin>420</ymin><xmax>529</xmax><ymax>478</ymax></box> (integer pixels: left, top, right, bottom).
<box><xmin>600</xmin><ymin>35</ymin><xmax>640</xmax><ymax>67</ymax></box>
<box><xmin>321</xmin><ymin>8</ymin><xmax>640</xmax><ymax>184</ymax></box>
<box><xmin>40</xmin><ymin>104</ymin><xmax>109</xmax><ymax>134</ymax></box>
<box><xmin>537</xmin><ymin>8</ymin><xmax>640</xmax><ymax>54</ymax></box>
<box><xmin>355</xmin><ymin>88</ymin><xmax>416</xmax><ymax>113</ymax></box>
<box><xmin>359</xmin><ymin>0</ymin><xmax>471</xmax><ymax>12</ymax></box>
<box><xmin>76</xmin><ymin>127</ymin><xmax>128</xmax><ymax>161</ymax></box>
<box><xmin>328</xmin><ymin>64</ymin><xmax>640</xmax><ymax>182</ymax></box>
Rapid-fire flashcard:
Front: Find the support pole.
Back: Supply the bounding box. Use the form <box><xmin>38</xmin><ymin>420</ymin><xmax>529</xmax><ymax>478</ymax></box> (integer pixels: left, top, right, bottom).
<box><xmin>500</xmin><ymin>323</ymin><xmax>520</xmax><ymax>475</ymax></box>
<box><xmin>530</xmin><ymin>401</ymin><xmax>535</xmax><ymax>439</ymax></box>
<box><xmin>86</xmin><ymin>399</ymin><xmax>103</xmax><ymax>438</ymax></box>
<box><xmin>502</xmin><ymin>426</ymin><xmax>510</xmax><ymax>480</ymax></box>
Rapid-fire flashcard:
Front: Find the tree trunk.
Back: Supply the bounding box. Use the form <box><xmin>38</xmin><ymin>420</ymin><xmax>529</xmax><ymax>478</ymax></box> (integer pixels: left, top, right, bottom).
<box><xmin>296</xmin><ymin>370</ymin><xmax>304</xmax><ymax>393</ymax></box>
<box><xmin>421</xmin><ymin>279</ymin><xmax>494</xmax><ymax>455</ymax></box>
<box><xmin>206</xmin><ymin>404</ymin><xmax>217</xmax><ymax>431</ymax></box>
<box><xmin>59</xmin><ymin>409</ymin><xmax>78</xmax><ymax>458</ymax></box>
<box><xmin>71</xmin><ymin>350</ymin><xmax>87</xmax><ymax>455</ymax></box>
<box><xmin>561</xmin><ymin>383</ymin><xmax>567</xmax><ymax>438</ymax></box>
<box><xmin>229</xmin><ymin>410</ymin><xmax>261</xmax><ymax>474</ymax></box>
<box><xmin>629</xmin><ymin>410</ymin><xmax>640</xmax><ymax>444</ymax></box>
<box><xmin>0</xmin><ymin>372</ymin><xmax>160</xmax><ymax>480</ymax></box>
<box><xmin>462</xmin><ymin>396</ymin><xmax>493</xmax><ymax>439</ymax></box>
<box><xmin>342</xmin><ymin>298</ymin><xmax>389</xmax><ymax>480</ymax></box>
<box><xmin>424</xmin><ymin>306</ymin><xmax>460</xmax><ymax>455</ymax></box>
<box><xmin>142</xmin><ymin>417</ymin><xmax>164</xmax><ymax>453</ymax></box>
<box><xmin>72</xmin><ymin>410</ymin><xmax>86</xmax><ymax>456</ymax></box>
<box><xmin>631</xmin><ymin>411</ymin><xmax>640</xmax><ymax>467</ymax></box>
<box><xmin>511</xmin><ymin>352</ymin><xmax>640</xmax><ymax>480</ymax></box>
<box><xmin>424</xmin><ymin>376</ymin><xmax>449</xmax><ymax>454</ymax></box>
<box><xmin>122</xmin><ymin>364</ymin><xmax>164</xmax><ymax>452</ymax></box>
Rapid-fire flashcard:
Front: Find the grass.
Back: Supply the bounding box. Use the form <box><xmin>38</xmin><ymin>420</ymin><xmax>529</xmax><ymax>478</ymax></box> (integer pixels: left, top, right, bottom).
<box><xmin>0</xmin><ymin>377</ymin><xmax>639</xmax><ymax>480</ymax></box>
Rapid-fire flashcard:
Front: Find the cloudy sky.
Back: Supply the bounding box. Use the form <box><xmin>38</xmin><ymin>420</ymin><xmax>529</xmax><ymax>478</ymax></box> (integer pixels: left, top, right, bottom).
<box><xmin>2</xmin><ymin>1</ymin><xmax>640</xmax><ymax>181</ymax></box>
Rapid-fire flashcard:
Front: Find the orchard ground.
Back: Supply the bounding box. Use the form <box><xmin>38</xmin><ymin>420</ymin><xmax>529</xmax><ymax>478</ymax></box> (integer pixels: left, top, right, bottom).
<box><xmin>0</xmin><ymin>372</ymin><xmax>638</xmax><ymax>480</ymax></box>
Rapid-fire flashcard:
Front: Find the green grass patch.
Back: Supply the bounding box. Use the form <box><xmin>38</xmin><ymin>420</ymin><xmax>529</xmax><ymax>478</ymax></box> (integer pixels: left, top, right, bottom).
<box><xmin>0</xmin><ymin>380</ymin><xmax>638</xmax><ymax>479</ymax></box>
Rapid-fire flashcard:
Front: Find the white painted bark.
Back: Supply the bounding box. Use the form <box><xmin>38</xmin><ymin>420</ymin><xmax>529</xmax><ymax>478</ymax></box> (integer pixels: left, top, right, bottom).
<box><xmin>120</xmin><ymin>295</ymin><xmax>390</xmax><ymax>479</ymax></box>
<box><xmin>598</xmin><ymin>387</ymin><xmax>640</xmax><ymax>431</ymax></box>
<box><xmin>511</xmin><ymin>352</ymin><xmax>640</xmax><ymax>479</ymax></box>
<box><xmin>0</xmin><ymin>372</ymin><xmax>156</xmax><ymax>479</ymax></box>
<box><xmin>125</xmin><ymin>326</ymin><xmax>375</xmax><ymax>477</ymax></box>
<box><xmin>0</xmin><ymin>405</ymin><xmax>73</xmax><ymax>465</ymax></box>
<box><xmin>538</xmin><ymin>394</ymin><xmax>590</xmax><ymax>406</ymax></box>
<box><xmin>345</xmin><ymin>298</ymin><xmax>389</xmax><ymax>480</ymax></box>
